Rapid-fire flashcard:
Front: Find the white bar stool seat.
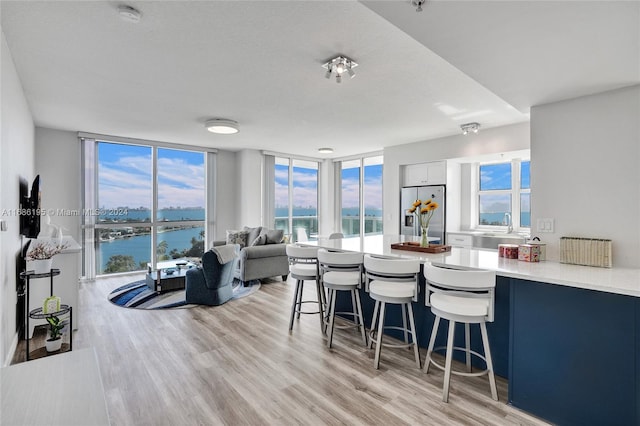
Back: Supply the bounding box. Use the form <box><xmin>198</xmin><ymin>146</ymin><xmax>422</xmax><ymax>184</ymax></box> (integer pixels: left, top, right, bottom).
<box><xmin>363</xmin><ymin>255</ymin><xmax>421</xmax><ymax>370</ymax></box>
<box><xmin>318</xmin><ymin>249</ymin><xmax>366</xmax><ymax>348</ymax></box>
<box><xmin>286</xmin><ymin>244</ymin><xmax>324</xmax><ymax>333</ymax></box>
<box><xmin>423</xmin><ymin>262</ymin><xmax>498</xmax><ymax>403</ymax></box>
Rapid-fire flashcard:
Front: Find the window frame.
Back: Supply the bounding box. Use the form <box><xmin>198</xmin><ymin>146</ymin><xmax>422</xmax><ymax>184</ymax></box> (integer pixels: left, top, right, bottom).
<box><xmin>474</xmin><ymin>158</ymin><xmax>530</xmax><ymax>232</ymax></box>
<box><xmin>337</xmin><ymin>154</ymin><xmax>383</xmax><ymax>238</ymax></box>
<box><xmin>273</xmin><ymin>156</ymin><xmax>319</xmax><ymax>242</ymax></box>
<box><xmin>81</xmin><ymin>135</ymin><xmax>214</xmax><ymax>278</ymax></box>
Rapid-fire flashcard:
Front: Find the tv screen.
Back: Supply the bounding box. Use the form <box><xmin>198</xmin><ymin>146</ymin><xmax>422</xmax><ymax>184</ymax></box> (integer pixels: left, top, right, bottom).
<box><xmin>19</xmin><ymin>175</ymin><xmax>40</xmax><ymax>238</ymax></box>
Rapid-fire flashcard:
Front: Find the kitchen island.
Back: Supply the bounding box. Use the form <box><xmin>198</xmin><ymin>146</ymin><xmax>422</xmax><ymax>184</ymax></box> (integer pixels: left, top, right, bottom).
<box><xmin>305</xmin><ymin>235</ymin><xmax>640</xmax><ymax>426</ymax></box>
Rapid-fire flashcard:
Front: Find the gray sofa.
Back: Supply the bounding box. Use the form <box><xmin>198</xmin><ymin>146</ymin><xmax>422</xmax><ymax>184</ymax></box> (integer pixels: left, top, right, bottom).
<box><xmin>213</xmin><ymin>226</ymin><xmax>289</xmax><ymax>285</ymax></box>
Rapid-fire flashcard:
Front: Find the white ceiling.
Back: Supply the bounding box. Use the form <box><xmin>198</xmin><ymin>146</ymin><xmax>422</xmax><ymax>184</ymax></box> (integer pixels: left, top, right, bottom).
<box><xmin>1</xmin><ymin>1</ymin><xmax>638</xmax><ymax>159</ymax></box>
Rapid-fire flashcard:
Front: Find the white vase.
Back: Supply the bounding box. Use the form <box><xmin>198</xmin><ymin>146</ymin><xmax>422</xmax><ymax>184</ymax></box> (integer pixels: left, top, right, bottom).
<box><xmin>27</xmin><ymin>259</ymin><xmax>52</xmax><ymax>274</ymax></box>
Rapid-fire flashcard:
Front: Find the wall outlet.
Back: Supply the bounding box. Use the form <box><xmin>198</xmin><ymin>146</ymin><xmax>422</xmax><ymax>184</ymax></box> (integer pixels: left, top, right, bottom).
<box><xmin>536</xmin><ymin>218</ymin><xmax>554</xmax><ymax>233</ymax></box>
<box><xmin>0</xmin><ymin>220</ymin><xmax>7</xmax><ymax>232</ymax></box>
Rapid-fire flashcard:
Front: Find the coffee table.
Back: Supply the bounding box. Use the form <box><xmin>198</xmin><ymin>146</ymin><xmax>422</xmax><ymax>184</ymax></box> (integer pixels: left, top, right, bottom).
<box><xmin>145</xmin><ymin>259</ymin><xmax>197</xmax><ymax>293</ymax></box>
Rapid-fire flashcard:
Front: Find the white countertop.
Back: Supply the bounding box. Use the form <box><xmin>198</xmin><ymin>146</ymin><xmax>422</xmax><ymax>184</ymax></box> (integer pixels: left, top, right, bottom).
<box><xmin>304</xmin><ymin>235</ymin><xmax>640</xmax><ymax>298</ymax></box>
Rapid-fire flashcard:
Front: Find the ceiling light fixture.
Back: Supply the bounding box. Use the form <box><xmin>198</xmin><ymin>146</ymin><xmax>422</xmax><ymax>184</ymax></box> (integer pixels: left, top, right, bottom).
<box><xmin>205</xmin><ymin>119</ymin><xmax>239</xmax><ymax>134</ymax></box>
<box><xmin>411</xmin><ymin>0</ymin><xmax>427</xmax><ymax>12</ymax></box>
<box><xmin>318</xmin><ymin>147</ymin><xmax>334</xmax><ymax>154</ymax></box>
<box><xmin>322</xmin><ymin>55</ymin><xmax>358</xmax><ymax>84</ymax></box>
<box><xmin>460</xmin><ymin>122</ymin><xmax>480</xmax><ymax>135</ymax></box>
<box><xmin>118</xmin><ymin>5</ymin><xmax>142</xmax><ymax>23</ymax></box>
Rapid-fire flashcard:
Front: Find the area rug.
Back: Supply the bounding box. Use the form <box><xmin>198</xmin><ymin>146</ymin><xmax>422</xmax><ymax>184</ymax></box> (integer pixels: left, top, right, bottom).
<box><xmin>107</xmin><ymin>278</ymin><xmax>260</xmax><ymax>309</ymax></box>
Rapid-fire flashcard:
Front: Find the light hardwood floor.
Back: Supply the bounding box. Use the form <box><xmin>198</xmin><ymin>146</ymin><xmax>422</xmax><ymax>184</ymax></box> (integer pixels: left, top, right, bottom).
<box><xmin>13</xmin><ymin>274</ymin><xmax>550</xmax><ymax>426</ymax></box>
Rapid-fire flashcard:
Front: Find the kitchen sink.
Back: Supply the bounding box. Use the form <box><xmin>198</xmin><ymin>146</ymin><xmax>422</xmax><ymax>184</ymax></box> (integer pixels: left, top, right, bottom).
<box><xmin>471</xmin><ymin>232</ymin><xmax>527</xmax><ymax>249</ymax></box>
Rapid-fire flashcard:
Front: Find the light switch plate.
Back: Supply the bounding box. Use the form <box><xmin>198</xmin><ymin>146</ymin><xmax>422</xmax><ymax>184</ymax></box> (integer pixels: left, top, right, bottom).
<box><xmin>536</xmin><ymin>218</ymin><xmax>554</xmax><ymax>233</ymax></box>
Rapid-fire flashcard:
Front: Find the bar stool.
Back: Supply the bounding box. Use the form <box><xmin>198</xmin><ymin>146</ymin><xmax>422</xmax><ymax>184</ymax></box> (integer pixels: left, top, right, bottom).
<box><xmin>317</xmin><ymin>249</ymin><xmax>367</xmax><ymax>348</ymax></box>
<box><xmin>423</xmin><ymin>262</ymin><xmax>498</xmax><ymax>403</ymax></box>
<box><xmin>363</xmin><ymin>254</ymin><xmax>421</xmax><ymax>370</ymax></box>
<box><xmin>286</xmin><ymin>244</ymin><xmax>324</xmax><ymax>333</ymax></box>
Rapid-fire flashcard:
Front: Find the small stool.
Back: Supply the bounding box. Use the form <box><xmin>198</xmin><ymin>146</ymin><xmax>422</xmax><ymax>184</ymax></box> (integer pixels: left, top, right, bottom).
<box><xmin>286</xmin><ymin>244</ymin><xmax>324</xmax><ymax>333</ymax></box>
<box><xmin>363</xmin><ymin>255</ymin><xmax>421</xmax><ymax>370</ymax></box>
<box><xmin>423</xmin><ymin>262</ymin><xmax>498</xmax><ymax>402</ymax></box>
<box><xmin>317</xmin><ymin>249</ymin><xmax>367</xmax><ymax>348</ymax></box>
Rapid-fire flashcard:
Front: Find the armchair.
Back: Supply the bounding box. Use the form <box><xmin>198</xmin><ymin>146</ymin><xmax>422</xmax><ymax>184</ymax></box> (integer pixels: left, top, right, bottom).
<box><xmin>185</xmin><ymin>244</ymin><xmax>239</xmax><ymax>306</ymax></box>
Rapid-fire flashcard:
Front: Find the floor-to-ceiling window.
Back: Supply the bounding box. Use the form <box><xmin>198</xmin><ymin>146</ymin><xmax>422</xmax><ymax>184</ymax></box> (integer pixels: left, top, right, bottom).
<box><xmin>339</xmin><ymin>155</ymin><xmax>383</xmax><ymax>237</ymax></box>
<box><xmin>274</xmin><ymin>157</ymin><xmax>318</xmax><ymax>241</ymax></box>
<box><xmin>84</xmin><ymin>138</ymin><xmax>209</xmax><ymax>276</ymax></box>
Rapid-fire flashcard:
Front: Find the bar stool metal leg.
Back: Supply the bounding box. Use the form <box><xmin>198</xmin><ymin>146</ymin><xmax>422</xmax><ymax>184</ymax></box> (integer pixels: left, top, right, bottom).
<box><xmin>354</xmin><ymin>289</ymin><xmax>367</xmax><ymax>346</ymax></box>
<box><xmin>407</xmin><ymin>303</ymin><xmax>421</xmax><ymax>369</ymax></box>
<box><xmin>443</xmin><ymin>319</ymin><xmax>456</xmax><ymax>402</ymax></box>
<box><xmin>423</xmin><ymin>316</ymin><xmax>440</xmax><ymax>374</ymax></box>
<box><xmin>368</xmin><ymin>300</ymin><xmax>380</xmax><ymax>350</ymax></box>
<box><xmin>480</xmin><ymin>322</ymin><xmax>498</xmax><ymax>400</ymax></box>
<box><xmin>289</xmin><ymin>280</ymin><xmax>302</xmax><ymax>331</ymax></box>
<box><xmin>374</xmin><ymin>302</ymin><xmax>386</xmax><ymax>369</ymax></box>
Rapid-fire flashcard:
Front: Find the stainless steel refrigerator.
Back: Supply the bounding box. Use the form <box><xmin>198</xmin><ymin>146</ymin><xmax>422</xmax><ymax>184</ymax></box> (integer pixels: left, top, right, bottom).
<box><xmin>400</xmin><ymin>185</ymin><xmax>446</xmax><ymax>244</ymax></box>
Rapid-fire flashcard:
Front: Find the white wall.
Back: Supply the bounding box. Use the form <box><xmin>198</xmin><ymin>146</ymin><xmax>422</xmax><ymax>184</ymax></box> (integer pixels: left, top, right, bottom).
<box><xmin>383</xmin><ymin>122</ymin><xmax>530</xmax><ymax>235</ymax></box>
<box><xmin>531</xmin><ymin>84</ymin><xmax>640</xmax><ymax>267</ymax></box>
<box><xmin>0</xmin><ymin>29</ymin><xmax>35</xmax><ymax>366</ymax></box>
<box><xmin>34</xmin><ymin>128</ymin><xmax>81</xmax><ymax>241</ymax></box>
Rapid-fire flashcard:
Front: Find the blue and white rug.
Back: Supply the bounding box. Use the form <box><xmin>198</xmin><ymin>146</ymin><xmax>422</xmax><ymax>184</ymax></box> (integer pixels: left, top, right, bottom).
<box><xmin>108</xmin><ymin>278</ymin><xmax>260</xmax><ymax>309</ymax></box>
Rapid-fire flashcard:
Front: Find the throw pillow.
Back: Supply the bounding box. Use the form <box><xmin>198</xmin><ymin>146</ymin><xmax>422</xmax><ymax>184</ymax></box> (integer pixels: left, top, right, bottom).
<box><xmin>243</xmin><ymin>226</ymin><xmax>262</xmax><ymax>246</ymax></box>
<box><xmin>264</xmin><ymin>228</ymin><xmax>284</xmax><ymax>244</ymax></box>
<box><xmin>226</xmin><ymin>230</ymin><xmax>249</xmax><ymax>248</ymax></box>
<box><xmin>251</xmin><ymin>234</ymin><xmax>267</xmax><ymax>246</ymax></box>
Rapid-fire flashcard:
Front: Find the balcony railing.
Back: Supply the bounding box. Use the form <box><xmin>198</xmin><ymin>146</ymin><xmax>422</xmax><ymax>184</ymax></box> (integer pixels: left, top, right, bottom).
<box><xmin>275</xmin><ymin>215</ymin><xmax>383</xmax><ymax>240</ymax></box>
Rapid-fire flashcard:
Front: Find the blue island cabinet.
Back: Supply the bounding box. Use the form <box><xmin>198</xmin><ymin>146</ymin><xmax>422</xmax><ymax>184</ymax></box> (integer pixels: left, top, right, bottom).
<box><xmin>509</xmin><ymin>278</ymin><xmax>640</xmax><ymax>425</ymax></box>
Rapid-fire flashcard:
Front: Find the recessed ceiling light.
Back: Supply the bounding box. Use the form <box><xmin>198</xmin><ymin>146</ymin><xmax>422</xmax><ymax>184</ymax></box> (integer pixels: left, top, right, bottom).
<box><xmin>205</xmin><ymin>119</ymin><xmax>239</xmax><ymax>134</ymax></box>
<box><xmin>118</xmin><ymin>5</ymin><xmax>142</xmax><ymax>23</ymax></box>
<box><xmin>318</xmin><ymin>147</ymin><xmax>334</xmax><ymax>154</ymax></box>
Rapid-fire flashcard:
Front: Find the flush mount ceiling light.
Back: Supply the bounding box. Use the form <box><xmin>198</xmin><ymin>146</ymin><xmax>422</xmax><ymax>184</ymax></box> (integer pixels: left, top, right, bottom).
<box><xmin>411</xmin><ymin>0</ymin><xmax>427</xmax><ymax>12</ymax></box>
<box><xmin>205</xmin><ymin>119</ymin><xmax>239</xmax><ymax>134</ymax></box>
<box><xmin>461</xmin><ymin>122</ymin><xmax>481</xmax><ymax>135</ymax></box>
<box><xmin>118</xmin><ymin>5</ymin><xmax>142</xmax><ymax>23</ymax></box>
<box><xmin>318</xmin><ymin>147</ymin><xmax>334</xmax><ymax>154</ymax></box>
<box><xmin>322</xmin><ymin>55</ymin><xmax>358</xmax><ymax>84</ymax></box>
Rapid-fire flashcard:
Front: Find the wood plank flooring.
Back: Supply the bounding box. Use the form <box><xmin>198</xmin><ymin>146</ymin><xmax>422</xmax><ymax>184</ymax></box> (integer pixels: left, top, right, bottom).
<box><xmin>12</xmin><ymin>274</ymin><xmax>550</xmax><ymax>425</ymax></box>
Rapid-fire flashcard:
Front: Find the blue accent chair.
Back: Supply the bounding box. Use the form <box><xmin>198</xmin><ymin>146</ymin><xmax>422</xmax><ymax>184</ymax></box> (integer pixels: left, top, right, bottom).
<box><xmin>185</xmin><ymin>245</ymin><xmax>238</xmax><ymax>306</ymax></box>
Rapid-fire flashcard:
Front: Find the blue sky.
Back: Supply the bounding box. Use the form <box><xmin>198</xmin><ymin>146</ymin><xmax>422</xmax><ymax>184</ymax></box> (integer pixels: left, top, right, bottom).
<box><xmin>98</xmin><ymin>142</ymin><xmax>205</xmax><ymax>209</ymax></box>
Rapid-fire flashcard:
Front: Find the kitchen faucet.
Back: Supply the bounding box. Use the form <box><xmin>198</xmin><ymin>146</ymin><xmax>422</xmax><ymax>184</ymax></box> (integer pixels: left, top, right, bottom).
<box><xmin>503</xmin><ymin>212</ymin><xmax>513</xmax><ymax>233</ymax></box>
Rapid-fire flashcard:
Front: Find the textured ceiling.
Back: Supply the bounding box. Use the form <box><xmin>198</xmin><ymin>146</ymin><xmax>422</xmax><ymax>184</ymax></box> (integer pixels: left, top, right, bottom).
<box><xmin>1</xmin><ymin>1</ymin><xmax>637</xmax><ymax>158</ymax></box>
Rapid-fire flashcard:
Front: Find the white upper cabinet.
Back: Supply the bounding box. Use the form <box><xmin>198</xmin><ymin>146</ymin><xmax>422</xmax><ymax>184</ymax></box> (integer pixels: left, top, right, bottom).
<box><xmin>402</xmin><ymin>161</ymin><xmax>446</xmax><ymax>186</ymax></box>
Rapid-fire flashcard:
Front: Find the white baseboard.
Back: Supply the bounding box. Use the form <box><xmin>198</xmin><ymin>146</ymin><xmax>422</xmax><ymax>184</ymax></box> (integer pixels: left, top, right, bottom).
<box><xmin>4</xmin><ymin>332</ymin><xmax>19</xmax><ymax>367</ymax></box>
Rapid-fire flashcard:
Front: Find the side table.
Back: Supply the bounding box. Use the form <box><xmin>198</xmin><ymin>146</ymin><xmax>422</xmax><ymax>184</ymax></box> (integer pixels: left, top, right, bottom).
<box><xmin>19</xmin><ymin>269</ymin><xmax>73</xmax><ymax>361</ymax></box>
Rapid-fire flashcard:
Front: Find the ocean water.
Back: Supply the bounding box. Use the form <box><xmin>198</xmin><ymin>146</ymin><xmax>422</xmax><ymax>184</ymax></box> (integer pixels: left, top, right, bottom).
<box><xmin>99</xmin><ymin>208</ymin><xmax>205</xmax><ymax>222</ymax></box>
<box><xmin>275</xmin><ymin>207</ymin><xmax>382</xmax><ymax>217</ymax></box>
<box><xmin>480</xmin><ymin>212</ymin><xmax>531</xmax><ymax>227</ymax></box>
<box><xmin>97</xmin><ymin>226</ymin><xmax>204</xmax><ymax>272</ymax></box>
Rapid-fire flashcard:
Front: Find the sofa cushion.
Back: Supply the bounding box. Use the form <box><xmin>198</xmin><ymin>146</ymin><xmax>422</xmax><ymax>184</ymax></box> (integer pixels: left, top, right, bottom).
<box><xmin>251</xmin><ymin>233</ymin><xmax>267</xmax><ymax>246</ymax></box>
<box><xmin>226</xmin><ymin>230</ymin><xmax>249</xmax><ymax>248</ymax></box>
<box><xmin>243</xmin><ymin>226</ymin><xmax>263</xmax><ymax>246</ymax></box>
<box><xmin>260</xmin><ymin>228</ymin><xmax>284</xmax><ymax>244</ymax></box>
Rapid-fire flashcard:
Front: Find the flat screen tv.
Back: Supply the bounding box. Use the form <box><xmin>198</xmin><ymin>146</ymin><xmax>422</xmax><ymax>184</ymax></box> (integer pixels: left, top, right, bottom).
<box><xmin>19</xmin><ymin>175</ymin><xmax>41</xmax><ymax>238</ymax></box>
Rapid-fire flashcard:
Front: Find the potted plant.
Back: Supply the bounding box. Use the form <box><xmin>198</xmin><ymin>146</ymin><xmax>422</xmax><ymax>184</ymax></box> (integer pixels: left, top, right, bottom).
<box><xmin>25</xmin><ymin>240</ymin><xmax>68</xmax><ymax>274</ymax></box>
<box><xmin>45</xmin><ymin>315</ymin><xmax>64</xmax><ymax>352</ymax></box>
